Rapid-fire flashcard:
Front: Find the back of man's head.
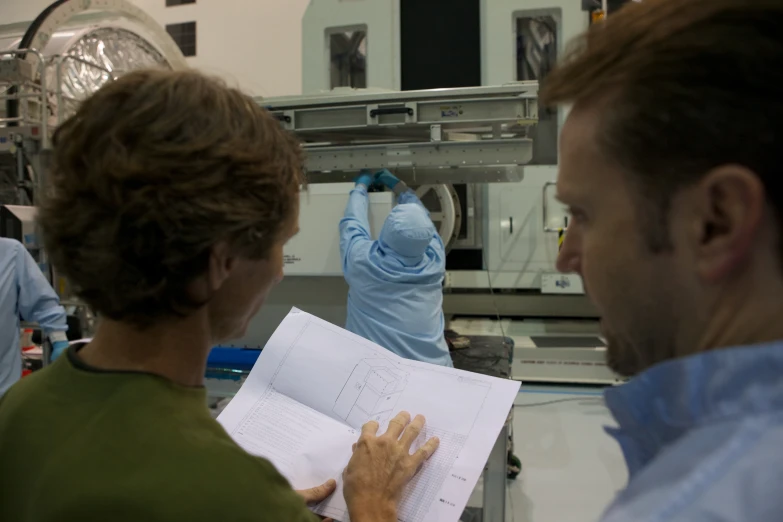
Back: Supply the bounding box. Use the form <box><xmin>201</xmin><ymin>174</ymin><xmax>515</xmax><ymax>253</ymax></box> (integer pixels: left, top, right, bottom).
<box><xmin>39</xmin><ymin>69</ymin><xmax>303</xmax><ymax>328</ymax></box>
<box><xmin>379</xmin><ymin>204</ymin><xmax>437</xmax><ymax>262</ymax></box>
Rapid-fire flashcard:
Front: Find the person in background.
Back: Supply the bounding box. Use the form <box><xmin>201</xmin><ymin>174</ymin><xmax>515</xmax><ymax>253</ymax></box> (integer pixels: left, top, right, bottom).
<box><xmin>0</xmin><ymin>237</ymin><xmax>68</xmax><ymax>396</ymax></box>
<box><xmin>542</xmin><ymin>0</ymin><xmax>783</xmax><ymax>520</ymax></box>
<box><xmin>340</xmin><ymin>169</ymin><xmax>452</xmax><ymax>367</ymax></box>
<box><xmin>0</xmin><ymin>69</ymin><xmax>438</xmax><ymax>522</ymax></box>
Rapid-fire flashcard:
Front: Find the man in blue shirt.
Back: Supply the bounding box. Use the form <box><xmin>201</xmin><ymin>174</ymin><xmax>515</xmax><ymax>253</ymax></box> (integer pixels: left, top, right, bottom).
<box><xmin>541</xmin><ymin>0</ymin><xmax>783</xmax><ymax>520</ymax></box>
<box><xmin>340</xmin><ymin>169</ymin><xmax>452</xmax><ymax>367</ymax></box>
<box><xmin>0</xmin><ymin>238</ymin><xmax>68</xmax><ymax>395</ymax></box>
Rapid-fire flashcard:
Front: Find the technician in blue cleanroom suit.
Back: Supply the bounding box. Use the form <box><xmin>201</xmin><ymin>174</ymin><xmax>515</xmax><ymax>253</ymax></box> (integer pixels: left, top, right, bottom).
<box><xmin>340</xmin><ymin>169</ymin><xmax>452</xmax><ymax>367</ymax></box>
<box><xmin>0</xmin><ymin>238</ymin><xmax>68</xmax><ymax>396</ymax></box>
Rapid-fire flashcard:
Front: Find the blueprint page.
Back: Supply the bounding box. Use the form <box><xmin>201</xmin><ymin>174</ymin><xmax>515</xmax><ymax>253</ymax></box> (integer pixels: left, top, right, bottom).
<box><xmin>217</xmin><ymin>308</ymin><xmax>520</xmax><ymax>522</ymax></box>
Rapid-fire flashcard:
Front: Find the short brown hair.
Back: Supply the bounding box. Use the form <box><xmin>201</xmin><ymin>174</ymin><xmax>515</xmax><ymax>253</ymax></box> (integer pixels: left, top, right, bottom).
<box><xmin>541</xmin><ymin>0</ymin><xmax>783</xmax><ymax>251</ymax></box>
<box><xmin>39</xmin><ymin>69</ymin><xmax>303</xmax><ymax>326</ymax></box>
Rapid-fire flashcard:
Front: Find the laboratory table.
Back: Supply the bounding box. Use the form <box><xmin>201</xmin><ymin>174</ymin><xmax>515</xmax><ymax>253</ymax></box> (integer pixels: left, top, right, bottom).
<box><xmin>451</xmin><ymin>335</ymin><xmax>514</xmax><ymax>522</ymax></box>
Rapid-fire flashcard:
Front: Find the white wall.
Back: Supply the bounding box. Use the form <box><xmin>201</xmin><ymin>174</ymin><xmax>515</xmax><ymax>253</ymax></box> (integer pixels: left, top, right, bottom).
<box><xmin>0</xmin><ymin>0</ymin><xmax>53</xmax><ymax>25</ymax></box>
<box><xmin>0</xmin><ymin>0</ymin><xmax>307</xmax><ymax>97</ymax></box>
<box><xmin>132</xmin><ymin>0</ymin><xmax>307</xmax><ymax>97</ymax></box>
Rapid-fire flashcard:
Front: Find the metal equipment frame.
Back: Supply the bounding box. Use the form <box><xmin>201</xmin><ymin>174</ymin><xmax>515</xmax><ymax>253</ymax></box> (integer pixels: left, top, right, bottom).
<box><xmin>261</xmin><ymin>83</ymin><xmax>539</xmax><ymax>186</ymax></box>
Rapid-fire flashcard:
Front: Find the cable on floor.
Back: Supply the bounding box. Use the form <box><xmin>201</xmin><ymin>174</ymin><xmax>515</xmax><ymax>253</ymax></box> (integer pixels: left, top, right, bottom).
<box><xmin>480</xmin><ymin>248</ymin><xmax>509</xmax><ymax>344</ymax></box>
<box><xmin>514</xmin><ymin>397</ymin><xmax>605</xmax><ymax>408</ymax></box>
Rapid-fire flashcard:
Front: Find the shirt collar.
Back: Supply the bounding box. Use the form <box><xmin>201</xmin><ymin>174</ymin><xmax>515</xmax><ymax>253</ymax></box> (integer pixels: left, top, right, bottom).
<box><xmin>603</xmin><ymin>341</ymin><xmax>783</xmax><ymax>477</ymax></box>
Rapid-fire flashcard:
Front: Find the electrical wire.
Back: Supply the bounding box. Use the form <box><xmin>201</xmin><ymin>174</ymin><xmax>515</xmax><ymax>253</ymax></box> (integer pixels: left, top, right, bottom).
<box><xmin>507</xmin><ymin>479</ymin><xmax>515</xmax><ymax>522</ymax></box>
<box><xmin>515</xmin><ymin>396</ymin><xmax>605</xmax><ymax>408</ymax></box>
<box><xmin>480</xmin><ymin>247</ymin><xmax>509</xmax><ymax>345</ymax></box>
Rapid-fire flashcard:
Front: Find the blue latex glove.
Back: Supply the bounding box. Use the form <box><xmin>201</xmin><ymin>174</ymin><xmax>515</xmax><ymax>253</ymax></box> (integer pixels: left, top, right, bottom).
<box><xmin>374</xmin><ymin>169</ymin><xmax>401</xmax><ymax>190</ymax></box>
<box><xmin>355</xmin><ymin>170</ymin><xmax>374</xmax><ymax>188</ymax></box>
<box><xmin>51</xmin><ymin>340</ymin><xmax>69</xmax><ymax>361</ymax></box>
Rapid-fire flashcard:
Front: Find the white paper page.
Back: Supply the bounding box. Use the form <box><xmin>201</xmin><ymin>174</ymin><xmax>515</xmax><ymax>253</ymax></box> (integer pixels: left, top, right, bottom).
<box><xmin>218</xmin><ymin>383</ymin><xmax>357</xmax><ymax>489</ymax></box>
<box><xmin>218</xmin><ymin>308</ymin><xmax>520</xmax><ymax>522</ymax></box>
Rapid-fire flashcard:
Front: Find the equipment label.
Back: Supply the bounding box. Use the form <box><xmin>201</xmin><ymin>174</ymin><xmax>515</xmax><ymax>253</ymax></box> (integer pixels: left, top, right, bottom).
<box><xmin>440</xmin><ymin>105</ymin><xmax>464</xmax><ymax>118</ymax></box>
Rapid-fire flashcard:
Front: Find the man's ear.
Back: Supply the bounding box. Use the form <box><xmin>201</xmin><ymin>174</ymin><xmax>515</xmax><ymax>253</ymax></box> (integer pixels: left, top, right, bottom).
<box><xmin>694</xmin><ymin>165</ymin><xmax>765</xmax><ymax>282</ymax></box>
<box><xmin>208</xmin><ymin>241</ymin><xmax>235</xmax><ymax>291</ymax></box>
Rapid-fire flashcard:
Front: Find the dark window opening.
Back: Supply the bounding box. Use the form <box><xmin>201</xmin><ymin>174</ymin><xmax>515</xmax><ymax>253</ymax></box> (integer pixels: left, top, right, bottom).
<box><xmin>516</xmin><ymin>14</ymin><xmax>558</xmax><ymax>164</ymax></box>
<box><xmin>166</xmin><ymin>21</ymin><xmax>197</xmax><ymax>57</ymax></box>
<box><xmin>400</xmin><ymin>0</ymin><xmax>481</xmax><ymax>91</ymax></box>
<box><xmin>329</xmin><ymin>30</ymin><xmax>367</xmax><ymax>89</ymax></box>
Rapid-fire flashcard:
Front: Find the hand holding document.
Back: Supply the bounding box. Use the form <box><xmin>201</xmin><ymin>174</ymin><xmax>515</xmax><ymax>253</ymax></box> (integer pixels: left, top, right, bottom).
<box><xmin>217</xmin><ymin>309</ymin><xmax>520</xmax><ymax>522</ymax></box>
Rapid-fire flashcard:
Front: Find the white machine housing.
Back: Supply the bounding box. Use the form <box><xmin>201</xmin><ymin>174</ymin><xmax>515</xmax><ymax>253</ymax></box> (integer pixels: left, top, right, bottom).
<box><xmin>244</xmin><ymin>0</ymin><xmax>615</xmax><ymax>387</ymax></box>
<box><xmin>287</xmin><ymin>184</ymin><xmax>393</xmax><ymax>276</ymax></box>
<box><xmin>234</xmin><ymin>80</ymin><xmax>541</xmax><ymax>348</ymax></box>
<box><xmin>229</xmin><ymin>0</ymin><xmax>596</xmax><ymax>350</ymax></box>
<box><xmin>299</xmin><ymin>0</ymin><xmax>591</xmax><ymax>297</ymax></box>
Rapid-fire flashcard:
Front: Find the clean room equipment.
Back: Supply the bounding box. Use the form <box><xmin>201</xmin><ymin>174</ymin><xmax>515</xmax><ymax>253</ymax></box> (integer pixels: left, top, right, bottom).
<box><xmin>229</xmin><ymin>0</ymin><xmax>622</xmax><ymax>386</ymax></box>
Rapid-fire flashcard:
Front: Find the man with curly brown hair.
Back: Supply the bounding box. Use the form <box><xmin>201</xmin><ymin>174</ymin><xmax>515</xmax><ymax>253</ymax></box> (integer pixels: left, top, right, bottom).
<box><xmin>0</xmin><ymin>69</ymin><xmax>438</xmax><ymax>522</ymax></box>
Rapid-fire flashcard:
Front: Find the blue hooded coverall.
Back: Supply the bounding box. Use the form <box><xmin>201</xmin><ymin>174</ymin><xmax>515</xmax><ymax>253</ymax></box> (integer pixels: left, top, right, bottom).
<box><xmin>339</xmin><ymin>185</ymin><xmax>452</xmax><ymax>367</ymax></box>
<box><xmin>0</xmin><ymin>238</ymin><xmax>68</xmax><ymax>396</ymax></box>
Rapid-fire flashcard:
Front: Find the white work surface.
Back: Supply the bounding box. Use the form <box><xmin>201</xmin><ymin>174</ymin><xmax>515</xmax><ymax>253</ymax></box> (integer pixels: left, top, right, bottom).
<box><xmin>491</xmin><ymin>386</ymin><xmax>628</xmax><ymax>522</ymax></box>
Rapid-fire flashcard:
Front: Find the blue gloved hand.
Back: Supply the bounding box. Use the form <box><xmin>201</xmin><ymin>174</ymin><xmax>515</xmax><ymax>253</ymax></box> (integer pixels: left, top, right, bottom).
<box><xmin>374</xmin><ymin>169</ymin><xmax>401</xmax><ymax>190</ymax></box>
<box><xmin>355</xmin><ymin>170</ymin><xmax>374</xmax><ymax>188</ymax></box>
<box><xmin>51</xmin><ymin>340</ymin><xmax>69</xmax><ymax>361</ymax></box>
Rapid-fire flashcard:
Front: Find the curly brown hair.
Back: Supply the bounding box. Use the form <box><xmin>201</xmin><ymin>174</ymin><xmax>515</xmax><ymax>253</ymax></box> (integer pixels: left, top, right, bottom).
<box><xmin>39</xmin><ymin>69</ymin><xmax>303</xmax><ymax>327</ymax></box>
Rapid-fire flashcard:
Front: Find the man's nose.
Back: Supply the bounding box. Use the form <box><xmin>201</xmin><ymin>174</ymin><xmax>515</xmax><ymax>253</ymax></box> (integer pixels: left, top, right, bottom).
<box><xmin>555</xmin><ymin>231</ymin><xmax>580</xmax><ymax>275</ymax></box>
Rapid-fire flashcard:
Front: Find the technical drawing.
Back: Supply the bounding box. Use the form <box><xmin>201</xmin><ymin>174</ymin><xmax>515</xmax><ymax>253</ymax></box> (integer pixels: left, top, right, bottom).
<box><xmin>333</xmin><ymin>358</ymin><xmax>409</xmax><ymax>428</ymax></box>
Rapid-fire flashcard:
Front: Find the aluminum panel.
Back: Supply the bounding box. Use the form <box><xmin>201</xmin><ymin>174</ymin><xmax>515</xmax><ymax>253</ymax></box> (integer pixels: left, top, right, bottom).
<box><xmin>305</xmin><ymin>139</ymin><xmax>533</xmax><ymax>172</ymax></box>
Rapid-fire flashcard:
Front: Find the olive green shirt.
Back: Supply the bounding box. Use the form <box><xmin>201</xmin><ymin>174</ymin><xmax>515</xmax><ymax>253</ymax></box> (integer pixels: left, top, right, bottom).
<box><xmin>0</xmin><ymin>346</ymin><xmax>317</xmax><ymax>522</ymax></box>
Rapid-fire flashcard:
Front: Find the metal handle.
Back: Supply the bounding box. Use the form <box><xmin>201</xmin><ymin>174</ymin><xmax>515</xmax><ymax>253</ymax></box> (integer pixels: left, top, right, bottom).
<box><xmin>369</xmin><ymin>106</ymin><xmax>414</xmax><ymax>118</ymax></box>
<box><xmin>542</xmin><ymin>180</ymin><xmax>559</xmax><ymax>232</ymax></box>
<box><xmin>509</xmin><ymin>217</ymin><xmax>513</xmax><ymax>235</ymax></box>
<box><xmin>274</xmin><ymin>113</ymin><xmax>292</xmax><ymax>123</ymax></box>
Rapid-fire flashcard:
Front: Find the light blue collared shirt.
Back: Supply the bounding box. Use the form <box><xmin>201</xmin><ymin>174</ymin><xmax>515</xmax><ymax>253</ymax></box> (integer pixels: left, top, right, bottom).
<box><xmin>601</xmin><ymin>342</ymin><xmax>783</xmax><ymax>522</ymax></box>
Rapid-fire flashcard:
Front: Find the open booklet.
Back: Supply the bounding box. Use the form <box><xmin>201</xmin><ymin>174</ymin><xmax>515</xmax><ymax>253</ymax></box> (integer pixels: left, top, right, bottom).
<box><xmin>217</xmin><ymin>308</ymin><xmax>520</xmax><ymax>522</ymax></box>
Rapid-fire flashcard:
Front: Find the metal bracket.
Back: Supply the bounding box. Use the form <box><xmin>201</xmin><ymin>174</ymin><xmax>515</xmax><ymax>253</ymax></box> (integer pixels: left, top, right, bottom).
<box><xmin>273</xmin><ymin>110</ymin><xmax>295</xmax><ymax>130</ymax></box>
<box><xmin>0</xmin><ymin>58</ymin><xmax>35</xmax><ymax>83</ymax></box>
